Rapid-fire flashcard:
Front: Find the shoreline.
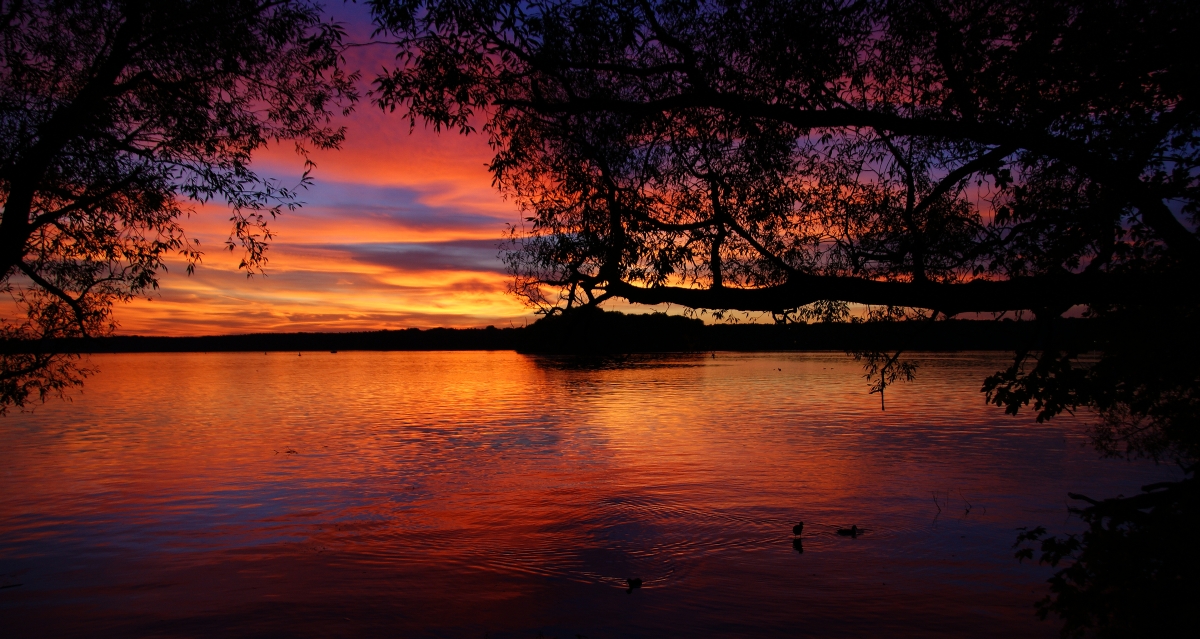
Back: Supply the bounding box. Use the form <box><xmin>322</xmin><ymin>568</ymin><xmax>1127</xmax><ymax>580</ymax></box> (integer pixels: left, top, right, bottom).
<box><xmin>0</xmin><ymin>317</ymin><xmax>1099</xmax><ymax>354</ymax></box>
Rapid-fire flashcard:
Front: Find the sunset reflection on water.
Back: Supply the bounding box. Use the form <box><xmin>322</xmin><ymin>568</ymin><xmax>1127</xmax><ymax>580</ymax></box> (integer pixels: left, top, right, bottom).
<box><xmin>0</xmin><ymin>352</ymin><xmax>1172</xmax><ymax>637</ymax></box>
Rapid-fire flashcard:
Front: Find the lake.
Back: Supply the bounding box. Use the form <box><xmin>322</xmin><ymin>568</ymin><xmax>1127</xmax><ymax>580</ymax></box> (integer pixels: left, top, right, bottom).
<box><xmin>0</xmin><ymin>351</ymin><xmax>1173</xmax><ymax>638</ymax></box>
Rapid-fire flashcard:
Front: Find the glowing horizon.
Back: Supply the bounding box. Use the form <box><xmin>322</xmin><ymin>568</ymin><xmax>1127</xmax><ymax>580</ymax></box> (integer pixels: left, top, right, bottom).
<box><xmin>114</xmin><ymin>122</ymin><xmax>536</xmax><ymax>335</ymax></box>
<box><xmin>106</xmin><ymin>5</ymin><xmax>1022</xmax><ymax>337</ymax></box>
<box><xmin>111</xmin><ymin>3</ymin><xmax>541</xmax><ymax>336</ymax></box>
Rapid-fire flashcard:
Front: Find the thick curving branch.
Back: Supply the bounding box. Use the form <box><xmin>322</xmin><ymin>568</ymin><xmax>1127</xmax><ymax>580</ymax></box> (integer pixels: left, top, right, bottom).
<box><xmin>603</xmin><ymin>269</ymin><xmax>1189</xmax><ymax>316</ymax></box>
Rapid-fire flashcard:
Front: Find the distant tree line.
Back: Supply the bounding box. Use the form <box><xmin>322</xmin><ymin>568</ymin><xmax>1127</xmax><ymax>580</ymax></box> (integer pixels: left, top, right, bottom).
<box><xmin>0</xmin><ymin>312</ymin><xmax>1097</xmax><ymax>354</ymax></box>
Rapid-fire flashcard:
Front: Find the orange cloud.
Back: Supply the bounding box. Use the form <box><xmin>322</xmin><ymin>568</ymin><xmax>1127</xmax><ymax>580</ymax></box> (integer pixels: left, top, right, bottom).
<box><xmin>112</xmin><ymin>104</ymin><xmax>536</xmax><ymax>335</ymax></box>
<box><xmin>101</xmin><ymin>5</ymin><xmax>648</xmax><ymax>337</ymax></box>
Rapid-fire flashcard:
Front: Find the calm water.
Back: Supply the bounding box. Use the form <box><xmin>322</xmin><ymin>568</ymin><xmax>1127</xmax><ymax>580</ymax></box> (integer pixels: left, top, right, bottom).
<box><xmin>0</xmin><ymin>351</ymin><xmax>1173</xmax><ymax>638</ymax></box>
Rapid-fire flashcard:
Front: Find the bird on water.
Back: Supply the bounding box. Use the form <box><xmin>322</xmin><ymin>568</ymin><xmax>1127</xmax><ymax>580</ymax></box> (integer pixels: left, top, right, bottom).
<box><xmin>792</xmin><ymin>522</ymin><xmax>804</xmax><ymax>536</ymax></box>
<box><xmin>836</xmin><ymin>525</ymin><xmax>861</xmax><ymax>538</ymax></box>
<box><xmin>626</xmin><ymin>577</ymin><xmax>643</xmax><ymax>594</ymax></box>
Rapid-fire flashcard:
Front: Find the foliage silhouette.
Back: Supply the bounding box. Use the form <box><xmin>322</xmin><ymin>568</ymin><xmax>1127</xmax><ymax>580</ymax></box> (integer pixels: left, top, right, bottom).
<box><xmin>0</xmin><ymin>0</ymin><xmax>358</xmax><ymax>412</ymax></box>
<box><xmin>368</xmin><ymin>0</ymin><xmax>1200</xmax><ymax>632</ymax></box>
<box><xmin>367</xmin><ymin>0</ymin><xmax>1198</xmax><ymax>458</ymax></box>
<box><xmin>1014</xmin><ymin>469</ymin><xmax>1198</xmax><ymax>638</ymax></box>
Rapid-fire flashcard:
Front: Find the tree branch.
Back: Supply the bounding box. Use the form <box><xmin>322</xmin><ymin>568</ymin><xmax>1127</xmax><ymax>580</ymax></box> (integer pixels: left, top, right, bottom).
<box><xmin>604</xmin><ymin>269</ymin><xmax>1187</xmax><ymax>315</ymax></box>
<box><xmin>16</xmin><ymin>263</ymin><xmax>92</xmax><ymax>337</ymax></box>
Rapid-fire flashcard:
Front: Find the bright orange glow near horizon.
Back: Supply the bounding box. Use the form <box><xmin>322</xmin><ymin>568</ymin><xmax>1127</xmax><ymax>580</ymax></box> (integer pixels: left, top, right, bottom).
<box><xmin>105</xmin><ymin>5</ymin><xmax>1011</xmax><ymax>337</ymax></box>
<box><xmin>116</xmin><ymin>127</ymin><xmax>536</xmax><ymax>335</ymax></box>
<box><xmin>114</xmin><ymin>5</ymin><xmax>541</xmax><ymax>336</ymax></box>
<box><xmin>6</xmin><ymin>351</ymin><xmax>1144</xmax><ymax>636</ymax></box>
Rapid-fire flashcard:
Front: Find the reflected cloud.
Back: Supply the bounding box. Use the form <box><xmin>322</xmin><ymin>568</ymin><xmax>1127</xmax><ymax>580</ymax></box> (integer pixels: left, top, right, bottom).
<box><xmin>528</xmin><ymin>353</ymin><xmax>711</xmax><ymax>372</ymax></box>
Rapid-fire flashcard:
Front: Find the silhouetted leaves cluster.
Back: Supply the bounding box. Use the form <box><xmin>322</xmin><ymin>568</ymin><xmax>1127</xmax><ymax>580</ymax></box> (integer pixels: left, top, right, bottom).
<box><xmin>369</xmin><ymin>1</ymin><xmax>1199</xmax><ymax>455</ymax></box>
<box><xmin>370</xmin><ymin>1</ymin><xmax>1200</xmax><ymax>633</ymax></box>
<box><xmin>0</xmin><ymin>0</ymin><xmax>358</xmax><ymax>411</ymax></box>
<box><xmin>370</xmin><ymin>0</ymin><xmax>1198</xmax><ymax>311</ymax></box>
<box><xmin>1015</xmin><ymin>471</ymin><xmax>1198</xmax><ymax>638</ymax></box>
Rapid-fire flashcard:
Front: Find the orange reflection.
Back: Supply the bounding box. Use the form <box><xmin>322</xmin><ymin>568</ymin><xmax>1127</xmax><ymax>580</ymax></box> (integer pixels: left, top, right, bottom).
<box><xmin>1</xmin><ymin>352</ymin><xmax>1168</xmax><ymax>637</ymax></box>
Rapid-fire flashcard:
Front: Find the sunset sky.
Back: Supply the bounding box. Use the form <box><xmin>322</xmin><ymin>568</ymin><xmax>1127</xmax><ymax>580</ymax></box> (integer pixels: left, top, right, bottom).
<box><xmin>110</xmin><ymin>3</ymin><xmax>1001</xmax><ymax>337</ymax></box>
<box><xmin>117</xmin><ymin>4</ymin><xmax>544</xmax><ymax>336</ymax></box>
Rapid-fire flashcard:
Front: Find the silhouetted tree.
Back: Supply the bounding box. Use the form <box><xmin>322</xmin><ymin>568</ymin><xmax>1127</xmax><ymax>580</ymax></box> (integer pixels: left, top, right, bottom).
<box><xmin>369</xmin><ymin>0</ymin><xmax>1199</xmax><ymax>632</ymax></box>
<box><xmin>0</xmin><ymin>0</ymin><xmax>358</xmax><ymax>411</ymax></box>
<box><xmin>1015</xmin><ymin>468</ymin><xmax>1198</xmax><ymax>638</ymax></box>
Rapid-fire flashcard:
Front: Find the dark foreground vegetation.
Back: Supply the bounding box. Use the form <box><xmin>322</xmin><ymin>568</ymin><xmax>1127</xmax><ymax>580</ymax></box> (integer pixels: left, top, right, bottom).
<box><xmin>369</xmin><ymin>1</ymin><xmax>1200</xmax><ymax>634</ymax></box>
<box><xmin>3</xmin><ymin>0</ymin><xmax>1197</xmax><ymax>635</ymax></box>
<box><xmin>0</xmin><ymin>312</ymin><xmax>1100</xmax><ymax>355</ymax></box>
<box><xmin>0</xmin><ymin>0</ymin><xmax>357</xmax><ymax>410</ymax></box>
<box><xmin>1015</xmin><ymin>472</ymin><xmax>1199</xmax><ymax>637</ymax></box>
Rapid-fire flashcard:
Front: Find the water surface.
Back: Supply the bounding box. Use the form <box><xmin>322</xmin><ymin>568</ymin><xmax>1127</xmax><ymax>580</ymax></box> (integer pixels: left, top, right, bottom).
<box><xmin>0</xmin><ymin>351</ymin><xmax>1172</xmax><ymax>637</ymax></box>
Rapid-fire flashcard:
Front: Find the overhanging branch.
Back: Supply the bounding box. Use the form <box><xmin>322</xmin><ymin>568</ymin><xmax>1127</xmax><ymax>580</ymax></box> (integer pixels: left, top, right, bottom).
<box><xmin>604</xmin><ymin>270</ymin><xmax>1184</xmax><ymax>315</ymax></box>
